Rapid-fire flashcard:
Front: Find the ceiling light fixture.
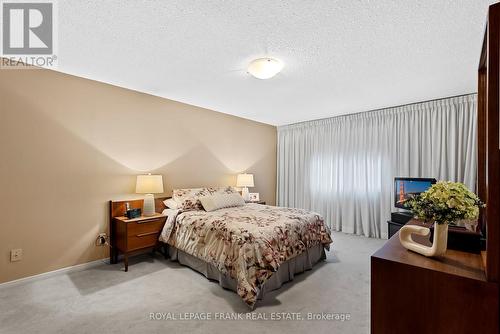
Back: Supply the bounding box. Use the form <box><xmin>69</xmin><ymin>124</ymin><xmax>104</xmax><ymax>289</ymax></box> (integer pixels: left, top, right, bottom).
<box><xmin>247</xmin><ymin>57</ymin><xmax>284</xmax><ymax>79</ymax></box>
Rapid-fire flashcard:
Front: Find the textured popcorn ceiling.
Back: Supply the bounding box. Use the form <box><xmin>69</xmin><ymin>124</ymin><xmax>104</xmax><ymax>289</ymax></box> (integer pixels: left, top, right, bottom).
<box><xmin>57</xmin><ymin>1</ymin><xmax>495</xmax><ymax>125</ymax></box>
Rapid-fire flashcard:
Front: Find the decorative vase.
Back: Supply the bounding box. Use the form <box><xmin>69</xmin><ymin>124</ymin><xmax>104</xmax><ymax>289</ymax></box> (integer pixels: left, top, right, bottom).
<box><xmin>399</xmin><ymin>222</ymin><xmax>448</xmax><ymax>257</ymax></box>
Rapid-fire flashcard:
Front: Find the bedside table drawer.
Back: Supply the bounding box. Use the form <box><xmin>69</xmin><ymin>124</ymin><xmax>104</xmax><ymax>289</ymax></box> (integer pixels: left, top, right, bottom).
<box><xmin>127</xmin><ymin>219</ymin><xmax>164</xmax><ymax>238</ymax></box>
<box><xmin>127</xmin><ymin>232</ymin><xmax>160</xmax><ymax>251</ymax></box>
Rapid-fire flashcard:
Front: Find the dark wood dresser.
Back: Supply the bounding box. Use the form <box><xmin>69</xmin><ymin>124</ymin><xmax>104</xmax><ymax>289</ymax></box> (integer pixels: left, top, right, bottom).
<box><xmin>371</xmin><ymin>221</ymin><xmax>499</xmax><ymax>333</ymax></box>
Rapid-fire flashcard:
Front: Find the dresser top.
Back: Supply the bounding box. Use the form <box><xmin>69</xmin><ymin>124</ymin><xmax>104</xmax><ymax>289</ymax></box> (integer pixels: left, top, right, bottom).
<box><xmin>372</xmin><ymin>221</ymin><xmax>487</xmax><ymax>282</ymax></box>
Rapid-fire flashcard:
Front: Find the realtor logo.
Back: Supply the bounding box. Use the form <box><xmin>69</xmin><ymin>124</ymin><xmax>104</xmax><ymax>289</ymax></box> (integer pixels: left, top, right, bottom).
<box><xmin>1</xmin><ymin>1</ymin><xmax>57</xmax><ymax>68</ymax></box>
<box><xmin>3</xmin><ymin>2</ymin><xmax>52</xmax><ymax>54</ymax></box>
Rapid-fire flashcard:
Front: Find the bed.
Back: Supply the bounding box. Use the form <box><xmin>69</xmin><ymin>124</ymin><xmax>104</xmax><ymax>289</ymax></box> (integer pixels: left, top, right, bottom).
<box><xmin>159</xmin><ymin>187</ymin><xmax>332</xmax><ymax>308</ymax></box>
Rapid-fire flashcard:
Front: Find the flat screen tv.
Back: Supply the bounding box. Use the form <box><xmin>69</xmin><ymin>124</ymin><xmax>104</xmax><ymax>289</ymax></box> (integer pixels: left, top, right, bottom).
<box><xmin>394</xmin><ymin>177</ymin><xmax>437</xmax><ymax>209</ymax></box>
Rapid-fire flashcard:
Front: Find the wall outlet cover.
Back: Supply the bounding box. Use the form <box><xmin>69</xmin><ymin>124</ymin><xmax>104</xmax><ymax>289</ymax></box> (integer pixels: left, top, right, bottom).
<box><xmin>10</xmin><ymin>249</ymin><xmax>23</xmax><ymax>262</ymax></box>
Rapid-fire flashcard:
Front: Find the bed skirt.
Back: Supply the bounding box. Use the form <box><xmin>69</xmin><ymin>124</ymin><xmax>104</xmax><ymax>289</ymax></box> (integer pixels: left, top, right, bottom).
<box><xmin>167</xmin><ymin>244</ymin><xmax>326</xmax><ymax>301</ymax></box>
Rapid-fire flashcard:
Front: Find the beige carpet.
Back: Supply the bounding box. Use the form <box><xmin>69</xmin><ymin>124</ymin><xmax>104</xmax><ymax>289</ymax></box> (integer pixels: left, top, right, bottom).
<box><xmin>0</xmin><ymin>232</ymin><xmax>385</xmax><ymax>334</ymax></box>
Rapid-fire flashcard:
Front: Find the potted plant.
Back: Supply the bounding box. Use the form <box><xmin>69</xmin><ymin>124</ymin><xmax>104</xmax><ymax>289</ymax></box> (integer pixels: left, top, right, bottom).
<box><xmin>399</xmin><ymin>181</ymin><xmax>484</xmax><ymax>257</ymax></box>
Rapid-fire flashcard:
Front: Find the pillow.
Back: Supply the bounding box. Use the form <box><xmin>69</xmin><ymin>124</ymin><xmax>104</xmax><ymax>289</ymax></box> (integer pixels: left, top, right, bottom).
<box><xmin>208</xmin><ymin>186</ymin><xmax>238</xmax><ymax>195</ymax></box>
<box><xmin>163</xmin><ymin>198</ymin><xmax>178</xmax><ymax>209</ymax></box>
<box><xmin>172</xmin><ymin>188</ymin><xmax>211</xmax><ymax>211</ymax></box>
<box><xmin>200</xmin><ymin>193</ymin><xmax>246</xmax><ymax>212</ymax></box>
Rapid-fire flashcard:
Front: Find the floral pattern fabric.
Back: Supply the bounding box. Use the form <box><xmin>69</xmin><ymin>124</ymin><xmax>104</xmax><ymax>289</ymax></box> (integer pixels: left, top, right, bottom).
<box><xmin>172</xmin><ymin>187</ymin><xmax>238</xmax><ymax>211</ymax></box>
<box><xmin>172</xmin><ymin>188</ymin><xmax>211</xmax><ymax>211</ymax></box>
<box><xmin>207</xmin><ymin>186</ymin><xmax>238</xmax><ymax>195</ymax></box>
<box><xmin>163</xmin><ymin>203</ymin><xmax>332</xmax><ymax>307</ymax></box>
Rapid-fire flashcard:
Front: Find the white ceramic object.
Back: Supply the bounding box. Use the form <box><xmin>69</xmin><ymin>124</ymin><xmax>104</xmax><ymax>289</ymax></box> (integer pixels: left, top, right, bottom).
<box><xmin>143</xmin><ymin>194</ymin><xmax>156</xmax><ymax>216</ymax></box>
<box><xmin>241</xmin><ymin>187</ymin><xmax>250</xmax><ymax>201</ymax></box>
<box><xmin>399</xmin><ymin>223</ymin><xmax>449</xmax><ymax>257</ymax></box>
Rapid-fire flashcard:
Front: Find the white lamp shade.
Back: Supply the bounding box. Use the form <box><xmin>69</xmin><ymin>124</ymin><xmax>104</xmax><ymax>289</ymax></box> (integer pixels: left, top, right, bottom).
<box><xmin>247</xmin><ymin>58</ymin><xmax>284</xmax><ymax>79</ymax></box>
<box><xmin>237</xmin><ymin>174</ymin><xmax>254</xmax><ymax>187</ymax></box>
<box><xmin>136</xmin><ymin>174</ymin><xmax>164</xmax><ymax>194</ymax></box>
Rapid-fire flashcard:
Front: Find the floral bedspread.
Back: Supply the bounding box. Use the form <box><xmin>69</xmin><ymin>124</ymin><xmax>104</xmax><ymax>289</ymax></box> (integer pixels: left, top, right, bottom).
<box><xmin>160</xmin><ymin>203</ymin><xmax>332</xmax><ymax>307</ymax></box>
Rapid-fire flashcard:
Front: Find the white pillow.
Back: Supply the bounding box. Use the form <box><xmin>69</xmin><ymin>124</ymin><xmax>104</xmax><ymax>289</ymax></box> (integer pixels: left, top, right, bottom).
<box><xmin>200</xmin><ymin>193</ymin><xmax>246</xmax><ymax>212</ymax></box>
<box><xmin>163</xmin><ymin>198</ymin><xmax>179</xmax><ymax>209</ymax></box>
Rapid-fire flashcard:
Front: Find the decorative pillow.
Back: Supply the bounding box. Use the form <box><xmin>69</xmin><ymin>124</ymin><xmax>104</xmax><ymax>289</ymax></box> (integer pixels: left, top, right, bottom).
<box><xmin>163</xmin><ymin>198</ymin><xmax>178</xmax><ymax>209</ymax></box>
<box><xmin>200</xmin><ymin>193</ymin><xmax>246</xmax><ymax>212</ymax></box>
<box><xmin>208</xmin><ymin>186</ymin><xmax>238</xmax><ymax>195</ymax></box>
<box><xmin>172</xmin><ymin>188</ymin><xmax>211</xmax><ymax>211</ymax></box>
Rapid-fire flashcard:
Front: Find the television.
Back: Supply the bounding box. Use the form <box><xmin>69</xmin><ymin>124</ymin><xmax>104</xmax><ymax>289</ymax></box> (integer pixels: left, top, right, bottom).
<box><xmin>394</xmin><ymin>177</ymin><xmax>436</xmax><ymax>209</ymax></box>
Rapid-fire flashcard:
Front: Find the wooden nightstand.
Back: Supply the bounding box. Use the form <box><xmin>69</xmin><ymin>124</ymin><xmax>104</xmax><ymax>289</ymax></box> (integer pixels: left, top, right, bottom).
<box><xmin>110</xmin><ymin>213</ymin><xmax>166</xmax><ymax>271</ymax></box>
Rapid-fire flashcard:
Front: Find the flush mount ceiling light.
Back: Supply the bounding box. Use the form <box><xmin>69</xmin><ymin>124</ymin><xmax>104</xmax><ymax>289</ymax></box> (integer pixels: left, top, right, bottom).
<box><xmin>247</xmin><ymin>58</ymin><xmax>284</xmax><ymax>79</ymax></box>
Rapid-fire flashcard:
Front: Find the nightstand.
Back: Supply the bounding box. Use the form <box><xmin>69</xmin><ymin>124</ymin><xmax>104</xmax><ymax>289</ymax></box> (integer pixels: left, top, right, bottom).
<box><xmin>111</xmin><ymin>213</ymin><xmax>166</xmax><ymax>272</ymax></box>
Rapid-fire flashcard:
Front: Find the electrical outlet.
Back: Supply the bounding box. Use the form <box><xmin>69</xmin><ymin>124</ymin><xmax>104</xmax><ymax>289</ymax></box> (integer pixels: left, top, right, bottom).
<box><xmin>10</xmin><ymin>249</ymin><xmax>22</xmax><ymax>262</ymax></box>
<box><xmin>96</xmin><ymin>233</ymin><xmax>108</xmax><ymax>246</ymax></box>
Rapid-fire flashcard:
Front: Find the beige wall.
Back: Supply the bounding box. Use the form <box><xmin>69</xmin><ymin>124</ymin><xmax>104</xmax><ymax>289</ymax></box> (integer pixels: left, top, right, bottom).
<box><xmin>0</xmin><ymin>68</ymin><xmax>276</xmax><ymax>283</ymax></box>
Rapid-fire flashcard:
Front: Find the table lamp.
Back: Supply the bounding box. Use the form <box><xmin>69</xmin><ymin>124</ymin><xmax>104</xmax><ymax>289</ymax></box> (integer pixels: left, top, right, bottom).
<box><xmin>136</xmin><ymin>174</ymin><xmax>164</xmax><ymax>216</ymax></box>
<box><xmin>237</xmin><ymin>173</ymin><xmax>254</xmax><ymax>201</ymax></box>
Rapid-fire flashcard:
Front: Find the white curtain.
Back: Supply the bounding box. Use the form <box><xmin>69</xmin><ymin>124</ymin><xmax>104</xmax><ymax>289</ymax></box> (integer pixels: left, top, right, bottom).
<box><xmin>277</xmin><ymin>94</ymin><xmax>477</xmax><ymax>238</ymax></box>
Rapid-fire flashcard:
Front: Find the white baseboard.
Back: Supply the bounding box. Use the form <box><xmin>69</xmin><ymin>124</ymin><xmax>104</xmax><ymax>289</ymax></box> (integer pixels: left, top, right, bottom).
<box><xmin>0</xmin><ymin>258</ymin><xmax>110</xmax><ymax>289</ymax></box>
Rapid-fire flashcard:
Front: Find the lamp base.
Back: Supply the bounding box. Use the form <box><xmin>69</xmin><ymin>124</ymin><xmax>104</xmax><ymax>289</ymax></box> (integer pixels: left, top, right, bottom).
<box><xmin>143</xmin><ymin>194</ymin><xmax>156</xmax><ymax>216</ymax></box>
<box><xmin>241</xmin><ymin>187</ymin><xmax>250</xmax><ymax>201</ymax></box>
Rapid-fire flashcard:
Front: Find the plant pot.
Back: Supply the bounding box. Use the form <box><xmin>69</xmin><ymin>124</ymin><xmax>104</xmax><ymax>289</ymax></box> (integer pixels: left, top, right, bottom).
<box><xmin>399</xmin><ymin>222</ymin><xmax>449</xmax><ymax>257</ymax></box>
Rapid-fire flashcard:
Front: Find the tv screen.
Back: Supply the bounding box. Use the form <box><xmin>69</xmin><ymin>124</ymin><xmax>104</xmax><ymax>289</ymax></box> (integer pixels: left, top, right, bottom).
<box><xmin>394</xmin><ymin>177</ymin><xmax>436</xmax><ymax>209</ymax></box>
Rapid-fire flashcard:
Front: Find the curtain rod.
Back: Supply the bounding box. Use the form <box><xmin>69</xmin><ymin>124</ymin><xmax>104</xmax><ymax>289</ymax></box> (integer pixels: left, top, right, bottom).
<box><xmin>280</xmin><ymin>92</ymin><xmax>477</xmax><ymax>128</ymax></box>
